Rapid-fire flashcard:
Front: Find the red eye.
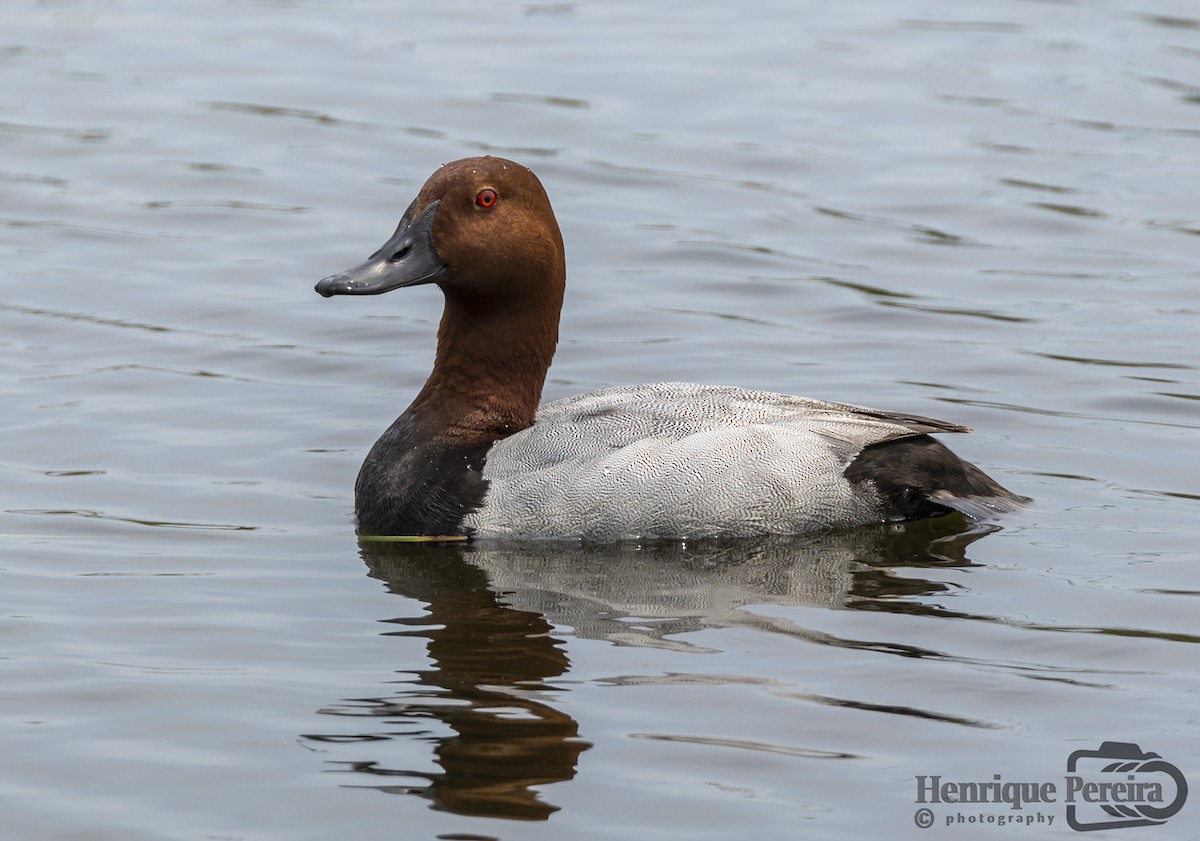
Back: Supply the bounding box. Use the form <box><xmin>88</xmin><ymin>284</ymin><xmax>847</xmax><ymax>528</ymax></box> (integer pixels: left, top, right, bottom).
<box><xmin>475</xmin><ymin>188</ymin><xmax>498</xmax><ymax>209</ymax></box>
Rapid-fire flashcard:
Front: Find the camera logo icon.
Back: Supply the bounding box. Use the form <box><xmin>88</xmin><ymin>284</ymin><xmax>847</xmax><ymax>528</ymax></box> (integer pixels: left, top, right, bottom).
<box><xmin>1066</xmin><ymin>741</ymin><xmax>1188</xmax><ymax>831</ymax></box>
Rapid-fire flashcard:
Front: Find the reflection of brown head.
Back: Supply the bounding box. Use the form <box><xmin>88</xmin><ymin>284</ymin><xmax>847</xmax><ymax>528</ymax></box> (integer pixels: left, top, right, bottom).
<box><xmin>343</xmin><ymin>541</ymin><xmax>587</xmax><ymax>820</ymax></box>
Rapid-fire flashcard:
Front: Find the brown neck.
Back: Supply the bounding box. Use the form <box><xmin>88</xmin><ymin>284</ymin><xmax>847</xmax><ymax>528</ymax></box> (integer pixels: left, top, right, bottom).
<box><xmin>406</xmin><ymin>289</ymin><xmax>560</xmax><ymax>445</ymax></box>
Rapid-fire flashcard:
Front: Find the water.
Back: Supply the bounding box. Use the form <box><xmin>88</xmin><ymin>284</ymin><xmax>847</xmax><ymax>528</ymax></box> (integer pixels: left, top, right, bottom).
<box><xmin>3</xmin><ymin>1</ymin><xmax>1198</xmax><ymax>838</ymax></box>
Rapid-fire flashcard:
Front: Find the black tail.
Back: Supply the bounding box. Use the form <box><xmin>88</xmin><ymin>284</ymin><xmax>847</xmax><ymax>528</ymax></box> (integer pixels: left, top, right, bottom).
<box><xmin>845</xmin><ymin>435</ymin><xmax>1028</xmax><ymax>522</ymax></box>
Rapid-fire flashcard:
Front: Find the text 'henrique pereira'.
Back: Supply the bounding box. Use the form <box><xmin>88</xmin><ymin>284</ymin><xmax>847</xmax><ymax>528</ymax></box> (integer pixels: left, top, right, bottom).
<box><xmin>916</xmin><ymin>774</ymin><xmax>1166</xmax><ymax>811</ymax></box>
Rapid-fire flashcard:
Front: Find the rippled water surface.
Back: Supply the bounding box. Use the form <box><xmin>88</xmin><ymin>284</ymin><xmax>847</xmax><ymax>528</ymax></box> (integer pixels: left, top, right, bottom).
<box><xmin>3</xmin><ymin>1</ymin><xmax>1198</xmax><ymax>839</ymax></box>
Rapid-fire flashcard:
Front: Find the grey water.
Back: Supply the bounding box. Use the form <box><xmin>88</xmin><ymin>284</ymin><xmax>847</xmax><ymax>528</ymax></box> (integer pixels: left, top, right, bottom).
<box><xmin>2</xmin><ymin>1</ymin><xmax>1198</xmax><ymax>839</ymax></box>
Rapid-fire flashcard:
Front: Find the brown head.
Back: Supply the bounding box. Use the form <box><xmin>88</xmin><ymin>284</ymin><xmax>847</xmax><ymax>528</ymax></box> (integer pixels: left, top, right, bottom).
<box><xmin>316</xmin><ymin>157</ymin><xmax>566</xmax><ymax>440</ymax></box>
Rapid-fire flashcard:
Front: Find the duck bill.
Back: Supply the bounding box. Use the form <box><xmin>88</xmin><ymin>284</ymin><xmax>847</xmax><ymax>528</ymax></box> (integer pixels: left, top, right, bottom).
<box><xmin>315</xmin><ymin>199</ymin><xmax>445</xmax><ymax>297</ymax></box>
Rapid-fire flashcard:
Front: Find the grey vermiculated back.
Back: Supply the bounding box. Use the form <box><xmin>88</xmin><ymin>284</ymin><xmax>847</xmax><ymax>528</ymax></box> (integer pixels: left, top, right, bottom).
<box><xmin>461</xmin><ymin>382</ymin><xmax>970</xmax><ymax>540</ymax></box>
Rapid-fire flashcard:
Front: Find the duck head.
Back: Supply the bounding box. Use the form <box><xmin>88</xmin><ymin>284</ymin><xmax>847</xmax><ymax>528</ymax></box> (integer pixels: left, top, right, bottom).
<box><xmin>315</xmin><ymin>156</ymin><xmax>565</xmax><ymax>313</ymax></box>
<box><xmin>315</xmin><ymin>156</ymin><xmax>567</xmax><ymax>440</ymax></box>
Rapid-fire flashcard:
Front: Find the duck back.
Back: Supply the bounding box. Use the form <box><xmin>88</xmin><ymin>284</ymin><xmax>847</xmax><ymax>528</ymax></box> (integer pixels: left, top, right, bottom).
<box><xmin>461</xmin><ymin>383</ymin><xmax>1018</xmax><ymax>540</ymax></box>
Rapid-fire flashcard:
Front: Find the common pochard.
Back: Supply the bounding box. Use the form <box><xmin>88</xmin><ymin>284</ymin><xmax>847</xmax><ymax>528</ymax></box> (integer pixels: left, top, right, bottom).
<box><xmin>316</xmin><ymin>156</ymin><xmax>1025</xmax><ymax>539</ymax></box>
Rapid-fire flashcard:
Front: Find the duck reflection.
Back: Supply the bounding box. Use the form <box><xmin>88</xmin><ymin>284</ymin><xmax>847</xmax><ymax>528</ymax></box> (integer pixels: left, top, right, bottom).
<box><xmin>312</xmin><ymin>516</ymin><xmax>997</xmax><ymax>820</ymax></box>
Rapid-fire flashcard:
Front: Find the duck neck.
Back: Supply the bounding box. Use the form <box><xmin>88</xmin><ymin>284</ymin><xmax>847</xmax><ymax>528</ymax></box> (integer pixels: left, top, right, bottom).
<box><xmin>406</xmin><ymin>290</ymin><xmax>560</xmax><ymax>445</ymax></box>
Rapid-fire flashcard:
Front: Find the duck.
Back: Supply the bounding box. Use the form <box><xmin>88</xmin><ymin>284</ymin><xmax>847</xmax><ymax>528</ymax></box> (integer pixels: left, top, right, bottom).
<box><xmin>316</xmin><ymin>156</ymin><xmax>1026</xmax><ymax>540</ymax></box>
